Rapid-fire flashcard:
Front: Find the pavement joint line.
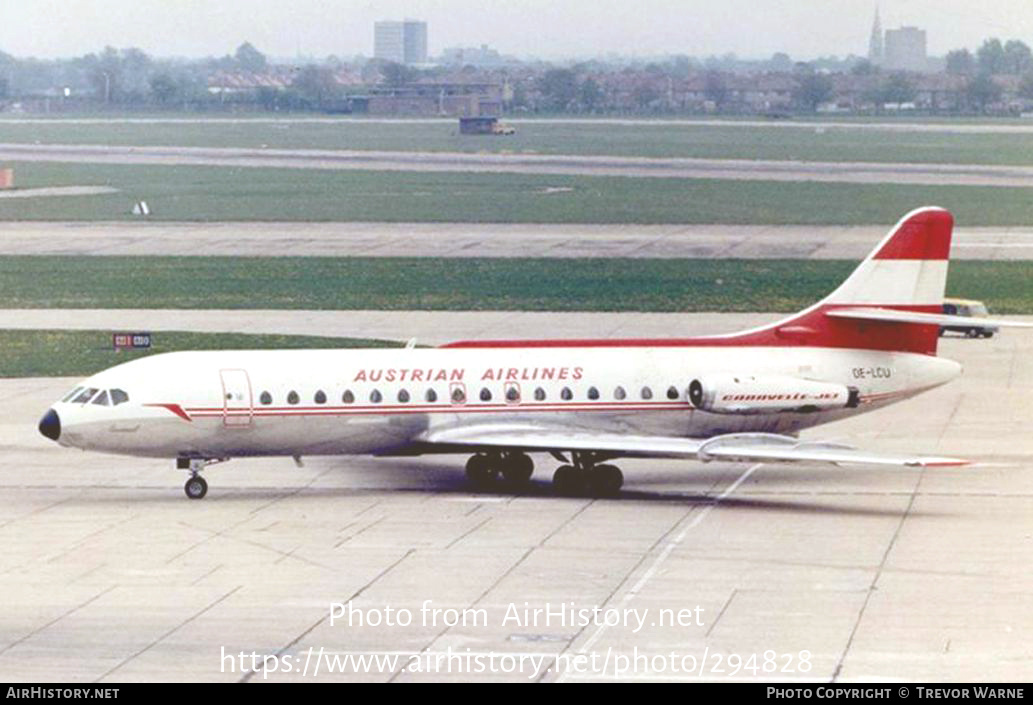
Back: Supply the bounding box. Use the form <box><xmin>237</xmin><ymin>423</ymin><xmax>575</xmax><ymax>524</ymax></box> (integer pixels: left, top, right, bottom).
<box><xmin>240</xmin><ymin>547</ymin><xmax>417</xmax><ymax>683</ymax></box>
<box><xmin>97</xmin><ymin>584</ymin><xmax>242</xmax><ymax>682</ymax></box>
<box><xmin>0</xmin><ymin>584</ymin><xmax>118</xmax><ymax>657</ymax></box>
<box><xmin>445</xmin><ymin>516</ymin><xmax>493</xmax><ymax>550</ymax></box>
<box><xmin>551</xmin><ymin>462</ymin><xmax>762</xmax><ymax>683</ymax></box>
<box><xmin>831</xmin><ymin>470</ymin><xmax>924</xmax><ymax>682</ymax></box>
<box><xmin>388</xmin><ymin>544</ymin><xmax>540</xmax><ymax>683</ymax></box>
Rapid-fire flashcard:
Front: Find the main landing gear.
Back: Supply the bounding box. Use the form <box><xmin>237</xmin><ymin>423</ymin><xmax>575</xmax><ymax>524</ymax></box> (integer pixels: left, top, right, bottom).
<box><xmin>178</xmin><ymin>457</ymin><xmax>227</xmax><ymax>500</ymax></box>
<box><xmin>465</xmin><ymin>451</ymin><xmax>535</xmax><ymax>488</ymax></box>
<box><xmin>464</xmin><ymin>451</ymin><xmax>624</xmax><ymax>497</ymax></box>
<box><xmin>551</xmin><ymin>451</ymin><xmax>623</xmax><ymax>497</ymax></box>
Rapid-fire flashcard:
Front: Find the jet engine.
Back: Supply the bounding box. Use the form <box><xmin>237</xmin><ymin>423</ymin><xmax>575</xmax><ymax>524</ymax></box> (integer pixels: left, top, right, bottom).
<box><xmin>688</xmin><ymin>374</ymin><xmax>860</xmax><ymax>415</ymax></box>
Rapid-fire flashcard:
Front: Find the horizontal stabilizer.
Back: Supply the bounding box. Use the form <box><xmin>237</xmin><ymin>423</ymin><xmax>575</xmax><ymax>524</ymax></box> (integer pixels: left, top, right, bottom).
<box><xmin>825</xmin><ymin>307</ymin><xmax>1033</xmax><ymax>329</ymax></box>
<box><xmin>408</xmin><ymin>425</ymin><xmax>968</xmax><ymax>468</ymax></box>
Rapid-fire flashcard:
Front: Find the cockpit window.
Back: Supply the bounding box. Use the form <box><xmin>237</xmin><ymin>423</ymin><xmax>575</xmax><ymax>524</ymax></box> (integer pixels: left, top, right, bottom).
<box><xmin>110</xmin><ymin>389</ymin><xmax>129</xmax><ymax>406</ymax></box>
<box><xmin>62</xmin><ymin>387</ymin><xmax>84</xmax><ymax>402</ymax></box>
<box><xmin>73</xmin><ymin>388</ymin><xmax>99</xmax><ymax>404</ymax></box>
<box><xmin>91</xmin><ymin>390</ymin><xmax>111</xmax><ymax>406</ymax></box>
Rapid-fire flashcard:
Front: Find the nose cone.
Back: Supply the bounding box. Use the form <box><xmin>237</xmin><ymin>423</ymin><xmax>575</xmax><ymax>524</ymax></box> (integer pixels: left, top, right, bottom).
<box><xmin>38</xmin><ymin>408</ymin><xmax>61</xmax><ymax>442</ymax></box>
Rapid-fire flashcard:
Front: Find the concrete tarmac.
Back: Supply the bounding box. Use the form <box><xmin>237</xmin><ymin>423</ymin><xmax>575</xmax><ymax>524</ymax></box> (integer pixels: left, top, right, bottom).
<box><xmin>0</xmin><ymin>319</ymin><xmax>1031</xmax><ymax>681</ymax></box>
<box><xmin>5</xmin><ymin>142</ymin><xmax>1033</xmax><ymax>187</ymax></box>
<box><xmin>2</xmin><ymin>221</ymin><xmax>1033</xmax><ymax>260</ymax></box>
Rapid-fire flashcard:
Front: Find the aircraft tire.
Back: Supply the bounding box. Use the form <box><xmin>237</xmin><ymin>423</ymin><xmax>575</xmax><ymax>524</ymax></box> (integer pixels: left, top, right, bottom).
<box><xmin>501</xmin><ymin>453</ymin><xmax>534</xmax><ymax>484</ymax></box>
<box><xmin>552</xmin><ymin>465</ymin><xmax>583</xmax><ymax>495</ymax></box>
<box><xmin>465</xmin><ymin>454</ymin><xmax>496</xmax><ymax>487</ymax></box>
<box><xmin>184</xmin><ymin>475</ymin><xmax>208</xmax><ymax>500</ymax></box>
<box><xmin>590</xmin><ymin>465</ymin><xmax>624</xmax><ymax>497</ymax></box>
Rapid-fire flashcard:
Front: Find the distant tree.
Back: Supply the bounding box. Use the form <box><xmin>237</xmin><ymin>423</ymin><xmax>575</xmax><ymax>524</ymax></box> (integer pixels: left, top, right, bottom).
<box><xmin>966</xmin><ymin>73</ymin><xmax>1002</xmax><ymax>111</ymax></box>
<box><xmin>977</xmin><ymin>38</ymin><xmax>1005</xmax><ymax>74</ymax></box>
<box><xmin>850</xmin><ymin>59</ymin><xmax>877</xmax><ymax>76</ymax></box>
<box><xmin>792</xmin><ymin>72</ymin><xmax>833</xmax><ymax>112</ymax></box>
<box><xmin>878</xmin><ymin>73</ymin><xmax>916</xmax><ymax>105</ymax></box>
<box><xmin>769</xmin><ymin>52</ymin><xmax>793</xmax><ymax>72</ymax></box>
<box><xmin>380</xmin><ymin>61</ymin><xmax>416</xmax><ymax>87</ymax></box>
<box><xmin>538</xmin><ymin>68</ymin><xmax>578</xmax><ymax>111</ymax></box>
<box><xmin>632</xmin><ymin>81</ymin><xmax>661</xmax><ymax>110</ymax></box>
<box><xmin>1020</xmin><ymin>72</ymin><xmax>1033</xmax><ymax>100</ymax></box>
<box><xmin>0</xmin><ymin>77</ymin><xmax>7</xmax><ymax>100</ymax></box>
<box><xmin>1003</xmin><ymin>40</ymin><xmax>1033</xmax><ymax>74</ymax></box>
<box><xmin>84</xmin><ymin>46</ymin><xmax>123</xmax><ymax>104</ymax></box>
<box><xmin>703</xmin><ymin>70</ymin><xmax>729</xmax><ymax>109</ymax></box>
<box><xmin>946</xmin><ymin>49</ymin><xmax>974</xmax><ymax>75</ymax></box>
<box><xmin>235</xmin><ymin>42</ymin><xmax>267</xmax><ymax>73</ymax></box>
<box><xmin>578</xmin><ymin>78</ymin><xmax>603</xmax><ymax>112</ymax></box>
<box><xmin>511</xmin><ymin>81</ymin><xmax>529</xmax><ymax>109</ymax></box>
<box><xmin>291</xmin><ymin>65</ymin><xmax>339</xmax><ymax>108</ymax></box>
<box><xmin>149</xmin><ymin>73</ymin><xmax>178</xmax><ymax>106</ymax></box>
<box><xmin>670</xmin><ymin>55</ymin><xmax>694</xmax><ymax>78</ymax></box>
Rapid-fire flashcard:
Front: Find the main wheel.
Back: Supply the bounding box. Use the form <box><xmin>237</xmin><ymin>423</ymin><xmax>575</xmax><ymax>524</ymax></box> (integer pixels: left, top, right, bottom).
<box><xmin>465</xmin><ymin>454</ymin><xmax>496</xmax><ymax>487</ymax></box>
<box><xmin>184</xmin><ymin>475</ymin><xmax>208</xmax><ymax>500</ymax></box>
<box><xmin>552</xmin><ymin>465</ymin><xmax>584</xmax><ymax>496</ymax></box>
<box><xmin>589</xmin><ymin>465</ymin><xmax>624</xmax><ymax>497</ymax></box>
<box><xmin>501</xmin><ymin>453</ymin><xmax>534</xmax><ymax>484</ymax></box>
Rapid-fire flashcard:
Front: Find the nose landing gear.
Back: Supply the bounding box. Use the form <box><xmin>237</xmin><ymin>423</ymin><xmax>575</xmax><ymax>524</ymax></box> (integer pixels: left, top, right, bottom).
<box><xmin>177</xmin><ymin>457</ymin><xmax>227</xmax><ymax>499</ymax></box>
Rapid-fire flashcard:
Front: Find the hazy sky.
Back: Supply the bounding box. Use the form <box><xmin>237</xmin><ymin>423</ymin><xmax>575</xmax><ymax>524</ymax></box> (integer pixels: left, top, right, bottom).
<box><xmin>2</xmin><ymin>1</ymin><xmax>1032</xmax><ymax>61</ymax></box>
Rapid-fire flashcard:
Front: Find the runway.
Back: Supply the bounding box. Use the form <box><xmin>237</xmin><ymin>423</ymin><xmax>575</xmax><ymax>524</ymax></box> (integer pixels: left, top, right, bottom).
<box><xmin>4</xmin><ymin>142</ymin><xmax>1033</xmax><ymax>187</ymax></box>
<box><xmin>1</xmin><ymin>319</ymin><xmax>1032</xmax><ymax>681</ymax></box>
<box><xmin>6</xmin><ymin>116</ymin><xmax>1033</xmax><ymax>135</ymax></box>
<box><xmin>3</xmin><ymin>221</ymin><xmax>1033</xmax><ymax>260</ymax></box>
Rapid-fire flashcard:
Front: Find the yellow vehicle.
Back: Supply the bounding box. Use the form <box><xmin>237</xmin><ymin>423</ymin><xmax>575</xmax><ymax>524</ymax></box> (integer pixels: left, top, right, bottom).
<box><xmin>491</xmin><ymin>122</ymin><xmax>516</xmax><ymax>135</ymax></box>
<box><xmin>940</xmin><ymin>298</ymin><xmax>998</xmax><ymax>338</ymax></box>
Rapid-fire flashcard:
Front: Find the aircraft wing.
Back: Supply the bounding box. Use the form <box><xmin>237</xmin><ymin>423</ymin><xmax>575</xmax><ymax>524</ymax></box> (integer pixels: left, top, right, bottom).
<box><xmin>825</xmin><ymin>307</ymin><xmax>1033</xmax><ymax>329</ymax></box>
<box><xmin>405</xmin><ymin>425</ymin><xmax>968</xmax><ymax>468</ymax></box>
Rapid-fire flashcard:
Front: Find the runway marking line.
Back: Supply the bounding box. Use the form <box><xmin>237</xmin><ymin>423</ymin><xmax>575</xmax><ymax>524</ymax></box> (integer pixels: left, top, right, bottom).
<box><xmin>572</xmin><ymin>463</ymin><xmax>762</xmax><ymax>660</ymax></box>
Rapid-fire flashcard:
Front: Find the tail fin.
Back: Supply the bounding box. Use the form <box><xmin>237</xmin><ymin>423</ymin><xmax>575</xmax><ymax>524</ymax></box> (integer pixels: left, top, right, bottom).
<box><xmin>441</xmin><ymin>207</ymin><xmax>955</xmax><ymax>354</ymax></box>
<box><xmin>730</xmin><ymin>206</ymin><xmax>953</xmax><ymax>355</ymax></box>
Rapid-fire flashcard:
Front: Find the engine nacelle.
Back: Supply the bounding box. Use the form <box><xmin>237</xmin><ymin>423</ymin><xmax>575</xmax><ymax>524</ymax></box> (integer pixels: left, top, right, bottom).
<box><xmin>688</xmin><ymin>374</ymin><xmax>860</xmax><ymax>415</ymax></box>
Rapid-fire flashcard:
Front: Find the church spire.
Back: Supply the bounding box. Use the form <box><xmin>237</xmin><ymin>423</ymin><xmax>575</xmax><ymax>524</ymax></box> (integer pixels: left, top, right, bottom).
<box><xmin>868</xmin><ymin>6</ymin><xmax>883</xmax><ymax>64</ymax></box>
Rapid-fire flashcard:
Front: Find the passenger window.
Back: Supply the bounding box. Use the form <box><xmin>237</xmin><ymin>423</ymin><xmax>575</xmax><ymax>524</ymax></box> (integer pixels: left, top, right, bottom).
<box><xmin>667</xmin><ymin>386</ymin><xmax>679</xmax><ymax>400</ymax></box>
<box><xmin>451</xmin><ymin>385</ymin><xmax>466</xmax><ymax>404</ymax></box>
<box><xmin>62</xmin><ymin>387</ymin><xmax>84</xmax><ymax>402</ymax></box>
<box><xmin>260</xmin><ymin>391</ymin><xmax>272</xmax><ymax>405</ymax></box>
<box><xmin>370</xmin><ymin>389</ymin><xmax>382</xmax><ymax>403</ymax></box>
<box><xmin>505</xmin><ymin>385</ymin><xmax>520</xmax><ymax>402</ymax></box>
<box><xmin>587</xmin><ymin>386</ymin><xmax>599</xmax><ymax>400</ymax></box>
<box><xmin>561</xmin><ymin>387</ymin><xmax>573</xmax><ymax>401</ymax></box>
<box><xmin>425</xmin><ymin>388</ymin><xmax>438</xmax><ymax>402</ymax></box>
<box><xmin>641</xmin><ymin>386</ymin><xmax>653</xmax><ymax>400</ymax></box>
<box><xmin>342</xmin><ymin>390</ymin><xmax>355</xmax><ymax>404</ymax></box>
<box><xmin>110</xmin><ymin>389</ymin><xmax>129</xmax><ymax>406</ymax></box>
<box><xmin>287</xmin><ymin>391</ymin><xmax>300</xmax><ymax>405</ymax></box>
<box><xmin>614</xmin><ymin>386</ymin><xmax>626</xmax><ymax>400</ymax></box>
<box><xmin>534</xmin><ymin>387</ymin><xmax>546</xmax><ymax>401</ymax></box>
<box><xmin>315</xmin><ymin>390</ymin><xmax>327</xmax><ymax>404</ymax></box>
<box><xmin>398</xmin><ymin>389</ymin><xmax>410</xmax><ymax>403</ymax></box>
<box><xmin>91</xmin><ymin>390</ymin><xmax>111</xmax><ymax>406</ymax></box>
<box><xmin>480</xmin><ymin>387</ymin><xmax>492</xmax><ymax>402</ymax></box>
<box><xmin>73</xmin><ymin>388</ymin><xmax>99</xmax><ymax>404</ymax></box>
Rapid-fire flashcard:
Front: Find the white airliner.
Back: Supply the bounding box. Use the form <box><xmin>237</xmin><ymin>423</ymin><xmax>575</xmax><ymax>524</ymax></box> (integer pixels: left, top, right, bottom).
<box><xmin>37</xmin><ymin>207</ymin><xmax>1028</xmax><ymax>499</ymax></box>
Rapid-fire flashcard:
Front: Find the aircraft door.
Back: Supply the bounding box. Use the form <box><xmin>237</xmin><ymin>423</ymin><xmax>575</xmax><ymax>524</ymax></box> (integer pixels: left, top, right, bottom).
<box><xmin>219</xmin><ymin>369</ymin><xmax>253</xmax><ymax>427</ymax></box>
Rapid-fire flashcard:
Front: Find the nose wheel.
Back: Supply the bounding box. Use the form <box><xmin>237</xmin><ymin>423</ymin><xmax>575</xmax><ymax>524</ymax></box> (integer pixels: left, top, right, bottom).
<box><xmin>184</xmin><ymin>475</ymin><xmax>208</xmax><ymax>500</ymax></box>
<box><xmin>177</xmin><ymin>457</ymin><xmax>227</xmax><ymax>499</ymax></box>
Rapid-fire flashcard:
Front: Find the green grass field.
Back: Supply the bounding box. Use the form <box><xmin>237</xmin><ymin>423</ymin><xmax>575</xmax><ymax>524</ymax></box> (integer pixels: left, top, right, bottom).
<box><xmin>3</xmin><ymin>161</ymin><xmax>1033</xmax><ymax>225</ymax></box>
<box><xmin>1</xmin><ymin>256</ymin><xmax>1030</xmax><ymax>313</ymax></box>
<box><xmin>0</xmin><ymin>329</ymin><xmax>400</xmax><ymax>377</ymax></box>
<box><xmin>4</xmin><ymin>118</ymin><xmax>1033</xmax><ymax>166</ymax></box>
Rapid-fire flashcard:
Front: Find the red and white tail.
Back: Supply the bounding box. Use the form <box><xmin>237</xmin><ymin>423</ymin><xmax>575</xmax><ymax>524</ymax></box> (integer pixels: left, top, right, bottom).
<box><xmin>728</xmin><ymin>206</ymin><xmax>954</xmax><ymax>355</ymax></box>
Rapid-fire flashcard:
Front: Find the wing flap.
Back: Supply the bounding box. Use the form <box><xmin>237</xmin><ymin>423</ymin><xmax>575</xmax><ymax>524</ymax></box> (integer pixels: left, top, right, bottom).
<box><xmin>414</xmin><ymin>425</ymin><xmax>968</xmax><ymax>468</ymax></box>
<box><xmin>825</xmin><ymin>307</ymin><xmax>1033</xmax><ymax>329</ymax></box>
